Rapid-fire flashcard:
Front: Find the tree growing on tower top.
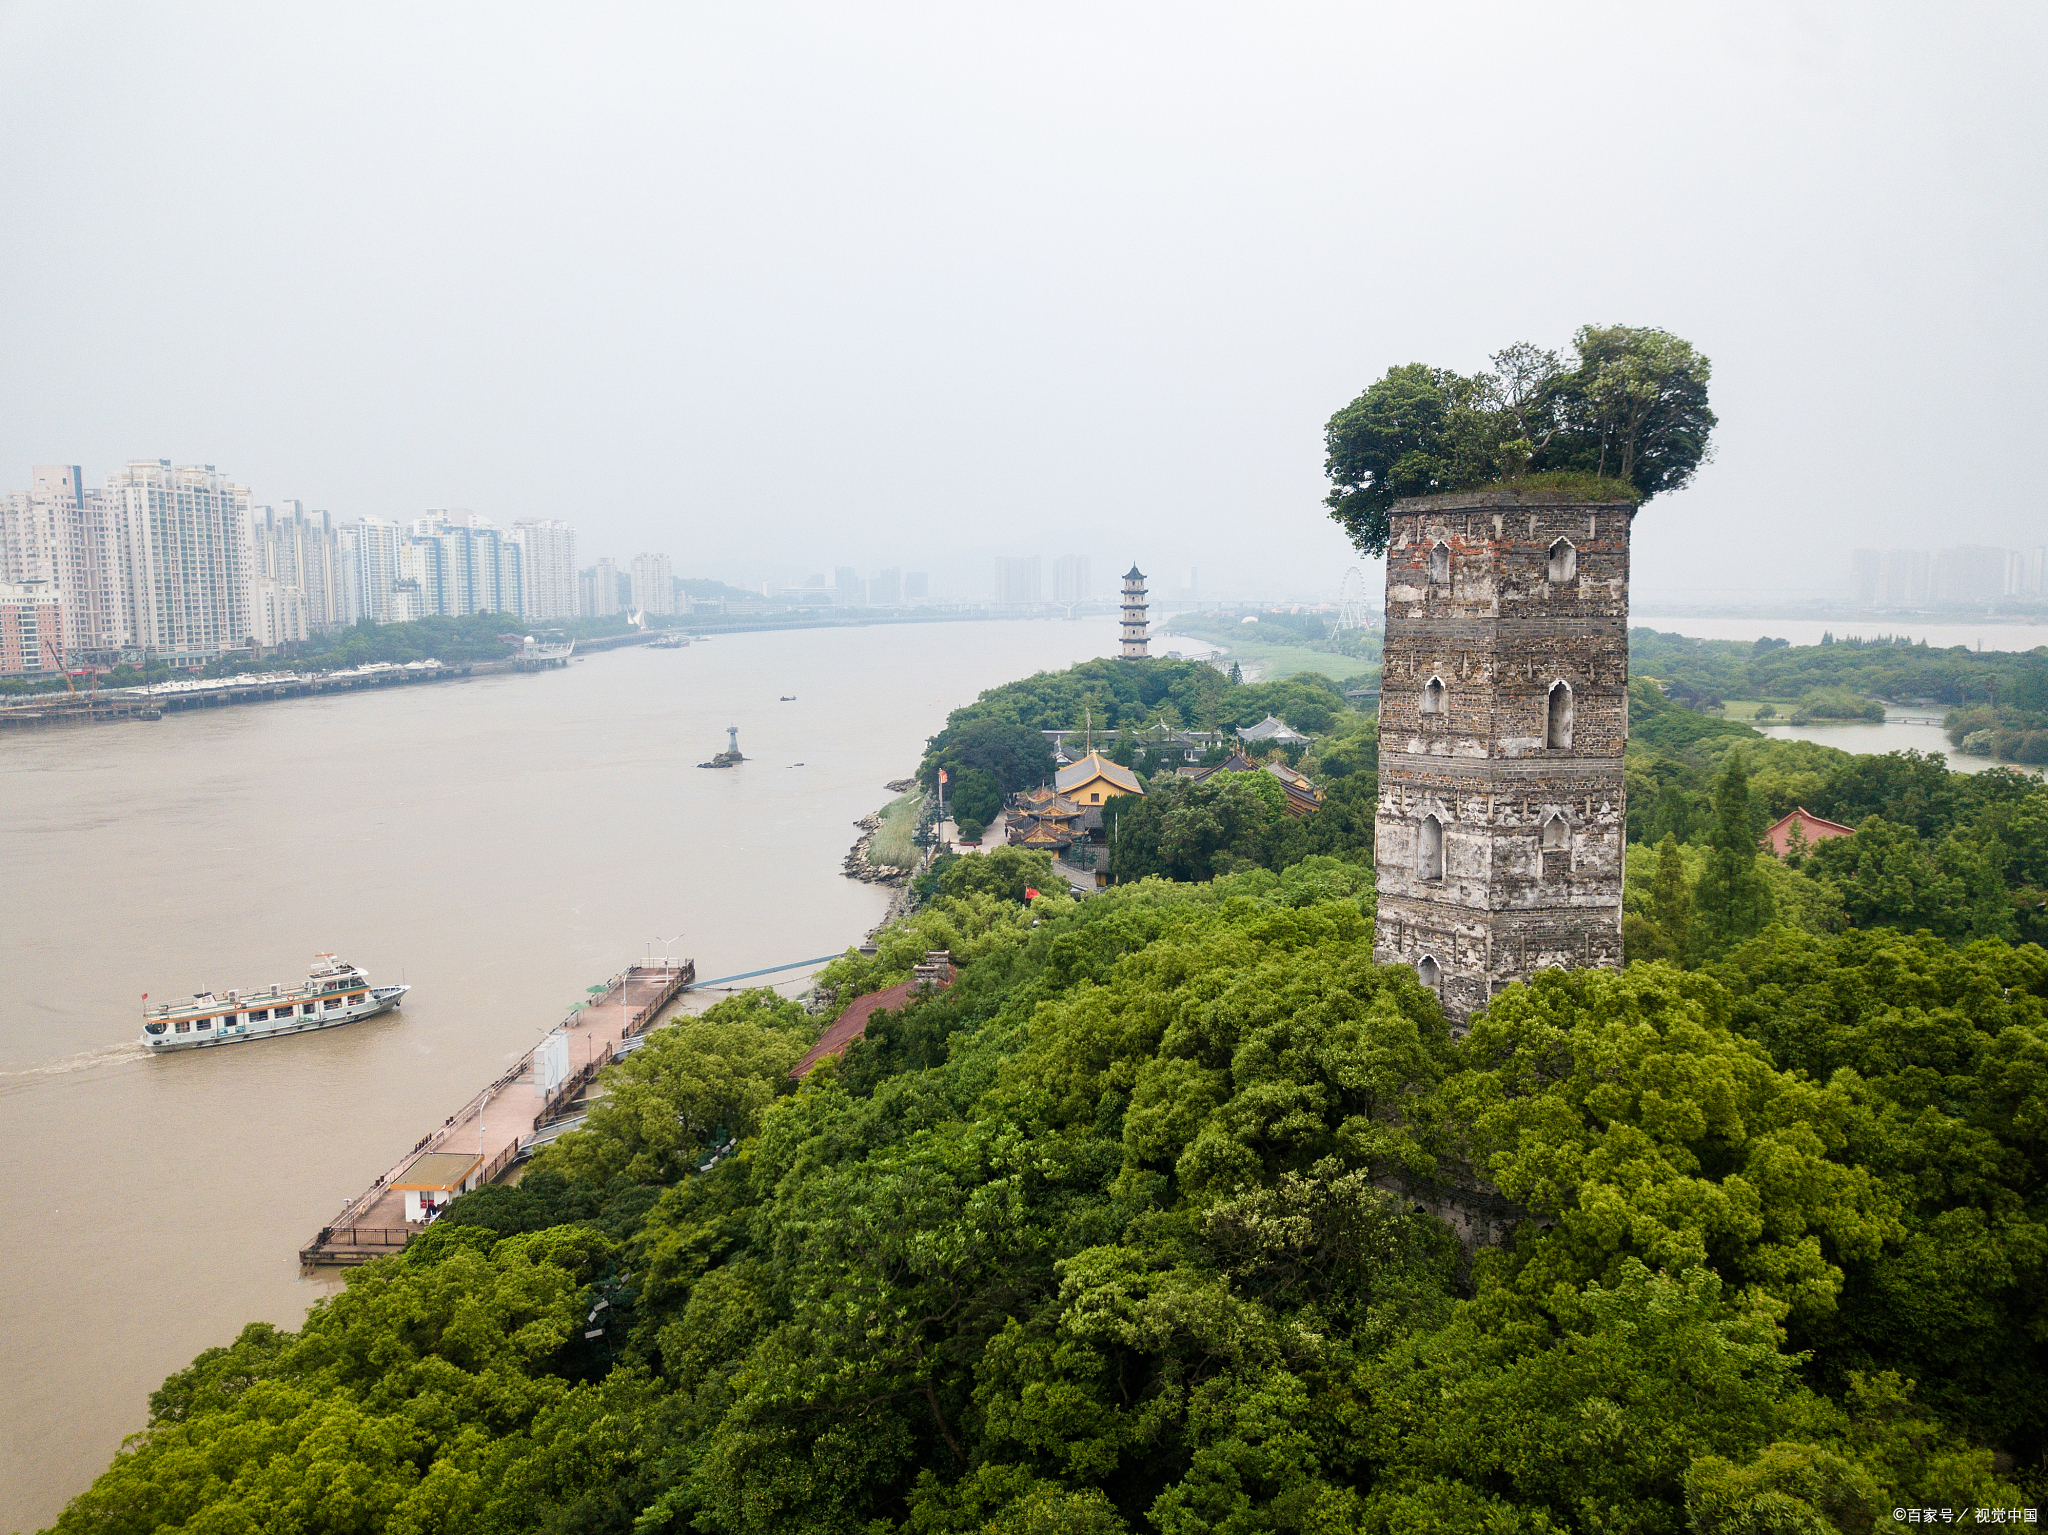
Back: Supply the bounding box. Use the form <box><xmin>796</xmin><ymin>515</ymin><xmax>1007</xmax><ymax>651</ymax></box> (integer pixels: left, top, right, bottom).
<box><xmin>1322</xmin><ymin>325</ymin><xmax>1717</xmax><ymax>556</ymax></box>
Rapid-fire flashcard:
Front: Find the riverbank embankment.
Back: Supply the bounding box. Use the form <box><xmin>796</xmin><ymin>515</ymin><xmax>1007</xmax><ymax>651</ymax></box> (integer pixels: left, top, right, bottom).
<box><xmin>0</xmin><ymin>659</ymin><xmax>476</xmax><ymax>728</ymax></box>
<box><xmin>843</xmin><ymin>779</ymin><xmax>926</xmax><ymax>887</ymax></box>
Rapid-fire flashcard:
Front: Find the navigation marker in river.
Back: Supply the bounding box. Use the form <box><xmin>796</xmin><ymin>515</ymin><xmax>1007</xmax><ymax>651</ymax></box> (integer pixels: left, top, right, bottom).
<box><xmin>699</xmin><ymin>724</ymin><xmax>746</xmax><ymax>768</ymax></box>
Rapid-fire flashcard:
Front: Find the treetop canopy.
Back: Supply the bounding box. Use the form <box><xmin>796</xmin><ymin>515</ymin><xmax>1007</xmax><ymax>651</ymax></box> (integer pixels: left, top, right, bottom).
<box><xmin>1324</xmin><ymin>325</ymin><xmax>1717</xmax><ymax>556</ymax></box>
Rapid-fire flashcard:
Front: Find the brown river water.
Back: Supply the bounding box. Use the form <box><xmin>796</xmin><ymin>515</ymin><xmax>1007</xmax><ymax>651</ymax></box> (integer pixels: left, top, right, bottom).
<box><xmin>0</xmin><ymin>619</ymin><xmax>1116</xmax><ymax>1532</ymax></box>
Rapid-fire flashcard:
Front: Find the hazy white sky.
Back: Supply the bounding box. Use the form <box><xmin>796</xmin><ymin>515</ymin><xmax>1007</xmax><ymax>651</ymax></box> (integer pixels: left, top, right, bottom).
<box><xmin>2</xmin><ymin>2</ymin><xmax>2042</xmax><ymax>602</ymax></box>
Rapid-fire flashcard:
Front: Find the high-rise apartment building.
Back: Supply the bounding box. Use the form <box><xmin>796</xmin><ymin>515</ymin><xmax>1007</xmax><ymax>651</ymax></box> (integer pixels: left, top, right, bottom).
<box><xmin>0</xmin><ymin>470</ymin><xmax>73</xmax><ymax>593</ymax></box>
<box><xmin>835</xmin><ymin>566</ymin><xmax>859</xmax><ymax>603</ymax></box>
<box><xmin>511</xmin><ymin>519</ymin><xmax>578</xmax><ymax>622</ymax></box>
<box><xmin>904</xmin><ymin>571</ymin><xmax>929</xmax><ymax>600</ymax></box>
<box><xmin>1932</xmin><ymin>546</ymin><xmax>2008</xmax><ymax>605</ymax></box>
<box><xmin>1867</xmin><ymin>545</ymin><xmax>2042</xmax><ymax>607</ymax></box>
<box><xmin>2</xmin><ymin>466</ymin><xmax>129</xmax><ymax>655</ymax></box>
<box><xmin>996</xmin><ymin>556</ymin><xmax>1041</xmax><ymax>606</ymax></box>
<box><xmin>630</xmin><ymin>553</ymin><xmax>674</xmax><ymax>616</ymax></box>
<box><xmin>1879</xmin><ymin>549</ymin><xmax>1930</xmax><ymax>607</ymax></box>
<box><xmin>1053</xmin><ymin>554</ymin><xmax>1091</xmax><ymax>604</ymax></box>
<box><xmin>0</xmin><ymin>580</ymin><xmax>65</xmax><ymax>676</ymax></box>
<box><xmin>1850</xmin><ymin>549</ymin><xmax>1881</xmax><ymax>607</ymax></box>
<box><xmin>409</xmin><ymin>515</ymin><xmax>523</xmax><ymax>618</ymax></box>
<box><xmin>0</xmin><ymin>485</ymin><xmax>55</xmax><ymax>588</ymax></box>
<box><xmin>252</xmin><ymin>577</ymin><xmax>310</xmax><ymax>647</ymax></box>
<box><xmin>252</xmin><ymin>502</ymin><xmax>345</xmax><ymax>632</ymax></box>
<box><xmin>870</xmin><ymin>568</ymin><xmax>902</xmax><ymax>606</ymax></box>
<box><xmin>103</xmin><ymin>460</ymin><xmax>254</xmax><ymax>664</ymax></box>
<box><xmin>586</xmin><ymin>557</ymin><xmax>623</xmax><ymax>616</ymax></box>
<box><xmin>338</xmin><ymin>519</ymin><xmax>407</xmax><ymax>624</ymax></box>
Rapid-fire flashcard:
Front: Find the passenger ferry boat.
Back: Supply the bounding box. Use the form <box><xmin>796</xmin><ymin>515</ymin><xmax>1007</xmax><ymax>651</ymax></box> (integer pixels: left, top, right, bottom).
<box><xmin>139</xmin><ymin>954</ymin><xmax>408</xmax><ymax>1051</ymax></box>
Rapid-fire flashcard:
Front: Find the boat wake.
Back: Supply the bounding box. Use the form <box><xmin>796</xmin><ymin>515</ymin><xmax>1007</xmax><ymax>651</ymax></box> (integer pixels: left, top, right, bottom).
<box><xmin>0</xmin><ymin>1039</ymin><xmax>150</xmax><ymax>1091</ymax></box>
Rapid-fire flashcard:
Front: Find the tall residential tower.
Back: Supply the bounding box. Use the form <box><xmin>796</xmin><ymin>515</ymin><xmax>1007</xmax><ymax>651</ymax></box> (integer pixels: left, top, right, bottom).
<box><xmin>1372</xmin><ymin>490</ymin><xmax>1629</xmax><ymax>1026</ymax></box>
<box><xmin>512</xmin><ymin>519</ymin><xmax>578</xmax><ymax>621</ymax></box>
<box><xmin>2</xmin><ymin>466</ymin><xmax>130</xmax><ymax>655</ymax></box>
<box><xmin>103</xmin><ymin>460</ymin><xmax>254</xmax><ymax>664</ymax></box>
<box><xmin>630</xmin><ymin>552</ymin><xmax>674</xmax><ymax>615</ymax></box>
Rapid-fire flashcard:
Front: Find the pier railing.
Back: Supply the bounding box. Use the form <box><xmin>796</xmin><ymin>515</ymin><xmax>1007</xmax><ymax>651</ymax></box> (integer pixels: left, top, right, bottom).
<box><xmin>313</xmin><ymin>1225</ymin><xmax>411</xmax><ymax>1249</ymax></box>
<box><xmin>621</xmin><ymin>960</ymin><xmax>695</xmax><ymax>1037</ymax></box>
<box><xmin>534</xmin><ymin>1043</ymin><xmax>614</xmax><ymax>1131</ymax></box>
<box><xmin>301</xmin><ymin>955</ymin><xmax>699</xmax><ymax>1267</ymax></box>
<box><xmin>477</xmin><ymin>1142</ymin><xmax>521</xmax><ymax>1188</ymax></box>
<box><xmin>298</xmin><ymin>1225</ymin><xmax>411</xmax><ymax>1265</ymax></box>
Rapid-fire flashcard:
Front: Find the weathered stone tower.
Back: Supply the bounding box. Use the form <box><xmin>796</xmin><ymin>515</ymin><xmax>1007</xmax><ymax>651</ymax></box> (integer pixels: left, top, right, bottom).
<box><xmin>1120</xmin><ymin>565</ymin><xmax>1149</xmax><ymax>657</ymax></box>
<box><xmin>1373</xmin><ymin>489</ymin><xmax>1629</xmax><ymax>1026</ymax></box>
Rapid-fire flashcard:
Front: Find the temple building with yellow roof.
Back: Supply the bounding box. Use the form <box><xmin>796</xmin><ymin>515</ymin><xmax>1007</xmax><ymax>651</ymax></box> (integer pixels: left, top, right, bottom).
<box><xmin>1056</xmin><ymin>751</ymin><xmax>1144</xmax><ymax>806</ymax></box>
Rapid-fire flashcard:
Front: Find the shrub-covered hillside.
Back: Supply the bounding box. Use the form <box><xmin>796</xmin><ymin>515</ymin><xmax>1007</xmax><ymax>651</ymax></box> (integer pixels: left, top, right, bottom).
<box><xmin>917</xmin><ymin>658</ymin><xmax>1360</xmax><ymax>794</ymax></box>
<box><xmin>51</xmin><ymin>843</ymin><xmax>2048</xmax><ymax>1534</ymax></box>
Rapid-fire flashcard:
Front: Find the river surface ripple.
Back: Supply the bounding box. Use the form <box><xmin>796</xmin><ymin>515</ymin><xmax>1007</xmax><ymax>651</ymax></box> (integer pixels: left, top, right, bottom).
<box><xmin>0</xmin><ymin>619</ymin><xmax>1115</xmax><ymax>1532</ymax></box>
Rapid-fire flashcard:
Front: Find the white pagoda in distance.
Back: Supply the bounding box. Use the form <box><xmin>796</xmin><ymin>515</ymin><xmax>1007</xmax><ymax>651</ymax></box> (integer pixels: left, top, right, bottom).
<box><xmin>1120</xmin><ymin>565</ymin><xmax>1148</xmax><ymax>658</ymax></box>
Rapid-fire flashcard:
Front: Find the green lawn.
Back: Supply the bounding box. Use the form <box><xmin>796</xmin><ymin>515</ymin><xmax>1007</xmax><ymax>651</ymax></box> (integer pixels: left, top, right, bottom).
<box><xmin>1208</xmin><ymin>641</ymin><xmax>1378</xmax><ymax>685</ymax></box>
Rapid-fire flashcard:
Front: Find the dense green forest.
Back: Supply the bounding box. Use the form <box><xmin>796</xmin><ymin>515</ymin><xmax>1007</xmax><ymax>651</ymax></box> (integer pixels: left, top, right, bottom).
<box><xmin>1624</xmin><ymin>680</ymin><xmax>2047</xmax><ymax>949</ymax></box>
<box><xmin>53</xmin><ymin>832</ymin><xmax>2047</xmax><ymax>1533</ymax></box>
<box><xmin>917</xmin><ymin>659</ymin><xmax>1359</xmax><ymax>795</ymax></box>
<box><xmin>919</xmin><ymin>655</ymin><xmax>2046</xmax><ymax>946</ymax></box>
<box><xmin>915</xmin><ymin>658</ymin><xmax>1381</xmax><ymax>875</ymax></box>
<box><xmin>52</xmin><ymin>647</ymin><xmax>2048</xmax><ymax>1532</ymax></box>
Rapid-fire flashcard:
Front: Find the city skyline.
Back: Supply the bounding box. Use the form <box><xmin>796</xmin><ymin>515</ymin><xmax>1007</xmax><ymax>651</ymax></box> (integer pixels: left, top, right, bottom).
<box><xmin>2</xmin><ymin>454</ymin><xmax>1181</xmax><ymax>674</ymax></box>
<box><xmin>1</xmin><ymin>459</ymin><xmax>595</xmax><ymax>668</ymax></box>
<box><xmin>14</xmin><ymin>445</ymin><xmax>2047</xmax><ymax>678</ymax></box>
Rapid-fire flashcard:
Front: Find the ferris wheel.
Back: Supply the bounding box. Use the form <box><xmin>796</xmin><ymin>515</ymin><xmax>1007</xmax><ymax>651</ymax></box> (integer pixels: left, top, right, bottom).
<box><xmin>1336</xmin><ymin>567</ymin><xmax>1371</xmax><ymax>631</ymax></box>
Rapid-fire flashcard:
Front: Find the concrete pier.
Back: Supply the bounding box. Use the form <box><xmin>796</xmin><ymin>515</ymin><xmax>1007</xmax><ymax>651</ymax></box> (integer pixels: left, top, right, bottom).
<box><xmin>299</xmin><ymin>959</ymin><xmax>694</xmax><ymax>1265</ymax></box>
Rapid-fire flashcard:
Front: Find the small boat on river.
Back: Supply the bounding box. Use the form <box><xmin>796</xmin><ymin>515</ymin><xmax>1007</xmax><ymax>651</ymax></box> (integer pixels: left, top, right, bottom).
<box><xmin>139</xmin><ymin>954</ymin><xmax>408</xmax><ymax>1051</ymax></box>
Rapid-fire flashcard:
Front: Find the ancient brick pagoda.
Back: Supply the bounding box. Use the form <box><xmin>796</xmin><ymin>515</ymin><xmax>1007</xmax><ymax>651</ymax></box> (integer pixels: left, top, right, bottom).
<box><xmin>1373</xmin><ymin>488</ymin><xmax>1631</xmax><ymax>1026</ymax></box>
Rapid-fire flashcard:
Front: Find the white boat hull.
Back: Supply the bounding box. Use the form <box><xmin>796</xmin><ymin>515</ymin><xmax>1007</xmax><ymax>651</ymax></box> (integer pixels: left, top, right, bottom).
<box><xmin>141</xmin><ymin>985</ymin><xmax>408</xmax><ymax>1051</ymax></box>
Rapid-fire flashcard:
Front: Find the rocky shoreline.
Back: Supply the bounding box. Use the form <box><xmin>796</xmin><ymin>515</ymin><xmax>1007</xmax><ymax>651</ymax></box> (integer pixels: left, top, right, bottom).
<box><xmin>842</xmin><ymin>811</ymin><xmax>904</xmax><ymax>886</ymax></box>
<box><xmin>842</xmin><ymin>778</ymin><xmax>926</xmax><ymax>887</ymax></box>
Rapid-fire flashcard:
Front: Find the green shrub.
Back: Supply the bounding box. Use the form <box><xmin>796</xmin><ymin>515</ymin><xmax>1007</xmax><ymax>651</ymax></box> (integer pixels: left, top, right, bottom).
<box><xmin>1789</xmin><ymin>688</ymin><xmax>1884</xmax><ymax>723</ymax></box>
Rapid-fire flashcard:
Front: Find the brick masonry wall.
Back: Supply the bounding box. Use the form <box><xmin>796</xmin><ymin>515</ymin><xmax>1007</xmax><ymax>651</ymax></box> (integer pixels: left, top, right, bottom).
<box><xmin>1373</xmin><ymin>491</ymin><xmax>1630</xmax><ymax>1026</ymax></box>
